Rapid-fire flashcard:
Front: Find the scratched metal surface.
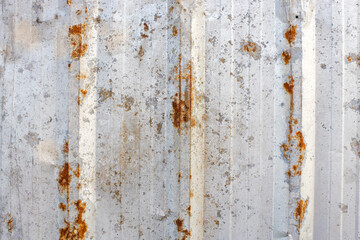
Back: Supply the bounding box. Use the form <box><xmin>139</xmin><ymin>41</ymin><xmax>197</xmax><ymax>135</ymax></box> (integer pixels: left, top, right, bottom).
<box><xmin>0</xmin><ymin>0</ymin><xmax>359</xmax><ymax>239</ymax></box>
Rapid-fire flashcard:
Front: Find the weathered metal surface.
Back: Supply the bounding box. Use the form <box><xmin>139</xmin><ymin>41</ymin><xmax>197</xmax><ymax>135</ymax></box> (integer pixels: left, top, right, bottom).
<box><xmin>0</xmin><ymin>0</ymin><xmax>359</xmax><ymax>239</ymax></box>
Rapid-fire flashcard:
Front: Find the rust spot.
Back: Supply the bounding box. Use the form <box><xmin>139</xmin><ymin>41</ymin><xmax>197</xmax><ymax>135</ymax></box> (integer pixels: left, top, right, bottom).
<box><xmin>62</xmin><ymin>139</ymin><xmax>69</xmax><ymax>156</ymax></box>
<box><xmin>58</xmin><ymin>162</ymin><xmax>72</xmax><ymax>192</ymax></box>
<box><xmin>77</xmin><ymin>97</ymin><xmax>81</xmax><ymax>105</ymax></box>
<box><xmin>138</xmin><ymin>45</ymin><xmax>144</xmax><ymax>61</ymax></box>
<box><xmin>240</xmin><ymin>40</ymin><xmax>261</xmax><ymax>59</ymax></box>
<box><xmin>170</xmin><ymin>54</ymin><xmax>195</xmax><ymax>131</ymax></box>
<box><xmin>169</xmin><ymin>6</ymin><xmax>174</xmax><ymax>14</ymax></box>
<box><xmin>68</xmin><ymin>23</ymin><xmax>88</xmax><ymax>59</ymax></box>
<box><xmin>80</xmin><ymin>89</ymin><xmax>87</xmax><ymax>97</ymax></box>
<box><xmin>294</xmin><ymin>198</ymin><xmax>308</xmax><ymax>232</ymax></box>
<box><xmin>220</xmin><ymin>58</ymin><xmax>225</xmax><ymax>63</ymax></box>
<box><xmin>186</xmin><ymin>205</ymin><xmax>191</xmax><ymax>216</ymax></box>
<box><xmin>178</xmin><ymin>172</ymin><xmax>182</xmax><ymax>183</ymax></box>
<box><xmin>67</xmin><ymin>0</ymin><xmax>72</xmax><ymax>5</ymax></box>
<box><xmin>73</xmin><ymin>164</ymin><xmax>80</xmax><ymax>178</ymax></box>
<box><xmin>285</xmin><ymin>25</ymin><xmax>297</xmax><ymax>45</ymax></box>
<box><xmin>346</xmin><ymin>54</ymin><xmax>360</xmax><ymax>65</ymax></box>
<box><xmin>7</xmin><ymin>216</ymin><xmax>14</xmax><ymax>234</ymax></box>
<box><xmin>282</xmin><ymin>51</ymin><xmax>291</xmax><ymax>65</ymax></box>
<box><xmin>59</xmin><ymin>200</ymin><xmax>87</xmax><ymax>240</ymax></box>
<box><xmin>174</xmin><ymin>218</ymin><xmax>191</xmax><ymax>240</ymax></box>
<box><xmin>214</xmin><ymin>219</ymin><xmax>219</xmax><ymax>226</ymax></box>
<box><xmin>141</xmin><ymin>33</ymin><xmax>149</xmax><ymax>39</ymax></box>
<box><xmin>190</xmin><ymin>190</ymin><xmax>193</xmax><ymax>198</ymax></box>
<box><xmin>172</xmin><ymin>26</ymin><xmax>178</xmax><ymax>36</ymax></box>
<box><xmin>98</xmin><ymin>88</ymin><xmax>113</xmax><ymax>103</ymax></box>
<box><xmin>68</xmin><ymin>63</ymin><xmax>71</xmax><ymax>69</ymax></box>
<box><xmin>59</xmin><ymin>203</ymin><xmax>67</xmax><ymax>211</ymax></box>
<box><xmin>283</xmin><ymin>75</ymin><xmax>294</xmax><ymax>95</ymax></box>
<box><xmin>144</xmin><ymin>23</ymin><xmax>149</xmax><ymax>32</ymax></box>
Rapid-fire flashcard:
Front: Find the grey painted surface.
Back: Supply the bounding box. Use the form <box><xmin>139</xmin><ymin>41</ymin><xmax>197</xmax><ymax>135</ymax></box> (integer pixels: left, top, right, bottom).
<box><xmin>0</xmin><ymin>0</ymin><xmax>359</xmax><ymax>239</ymax></box>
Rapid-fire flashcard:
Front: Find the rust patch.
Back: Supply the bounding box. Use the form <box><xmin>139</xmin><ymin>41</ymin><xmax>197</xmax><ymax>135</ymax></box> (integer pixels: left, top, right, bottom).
<box><xmin>186</xmin><ymin>205</ymin><xmax>191</xmax><ymax>216</ymax></box>
<box><xmin>67</xmin><ymin>0</ymin><xmax>72</xmax><ymax>5</ymax></box>
<box><xmin>68</xmin><ymin>23</ymin><xmax>88</xmax><ymax>59</ymax></box>
<box><xmin>172</xmin><ymin>26</ymin><xmax>178</xmax><ymax>36</ymax></box>
<box><xmin>141</xmin><ymin>33</ymin><xmax>149</xmax><ymax>39</ymax></box>
<box><xmin>294</xmin><ymin>198</ymin><xmax>308</xmax><ymax>232</ymax></box>
<box><xmin>178</xmin><ymin>172</ymin><xmax>182</xmax><ymax>183</ymax></box>
<box><xmin>282</xmin><ymin>51</ymin><xmax>291</xmax><ymax>65</ymax></box>
<box><xmin>98</xmin><ymin>88</ymin><xmax>113</xmax><ymax>103</ymax></box>
<box><xmin>59</xmin><ymin>203</ymin><xmax>67</xmax><ymax>211</ymax></box>
<box><xmin>170</xmin><ymin>54</ymin><xmax>195</xmax><ymax>131</ymax></box>
<box><xmin>7</xmin><ymin>216</ymin><xmax>14</xmax><ymax>234</ymax></box>
<box><xmin>174</xmin><ymin>218</ymin><xmax>191</xmax><ymax>240</ymax></box>
<box><xmin>283</xmin><ymin>75</ymin><xmax>295</xmax><ymax>95</ymax></box>
<box><xmin>220</xmin><ymin>58</ymin><xmax>225</xmax><ymax>63</ymax></box>
<box><xmin>240</xmin><ymin>40</ymin><xmax>261</xmax><ymax>59</ymax></box>
<box><xmin>144</xmin><ymin>23</ymin><xmax>149</xmax><ymax>32</ymax></box>
<box><xmin>59</xmin><ymin>200</ymin><xmax>87</xmax><ymax>240</ymax></box>
<box><xmin>62</xmin><ymin>139</ymin><xmax>69</xmax><ymax>156</ymax></box>
<box><xmin>138</xmin><ymin>45</ymin><xmax>144</xmax><ymax>61</ymax></box>
<box><xmin>346</xmin><ymin>53</ymin><xmax>360</xmax><ymax>65</ymax></box>
<box><xmin>58</xmin><ymin>162</ymin><xmax>72</xmax><ymax>192</ymax></box>
<box><xmin>285</xmin><ymin>25</ymin><xmax>297</xmax><ymax>45</ymax></box>
<box><xmin>80</xmin><ymin>89</ymin><xmax>87</xmax><ymax>97</ymax></box>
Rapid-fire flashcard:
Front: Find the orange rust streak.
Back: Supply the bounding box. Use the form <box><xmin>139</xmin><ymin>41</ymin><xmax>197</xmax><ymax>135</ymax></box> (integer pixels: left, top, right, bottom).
<box><xmin>282</xmin><ymin>51</ymin><xmax>291</xmax><ymax>65</ymax></box>
<box><xmin>59</xmin><ymin>203</ymin><xmax>67</xmax><ymax>211</ymax></box>
<box><xmin>285</xmin><ymin>25</ymin><xmax>297</xmax><ymax>45</ymax></box>
<box><xmin>283</xmin><ymin>75</ymin><xmax>295</xmax><ymax>95</ymax></box>
<box><xmin>294</xmin><ymin>199</ymin><xmax>308</xmax><ymax>232</ymax></box>
<box><xmin>80</xmin><ymin>89</ymin><xmax>87</xmax><ymax>97</ymax></box>
<box><xmin>62</xmin><ymin>139</ymin><xmax>69</xmax><ymax>156</ymax></box>
<box><xmin>58</xmin><ymin>162</ymin><xmax>72</xmax><ymax>192</ymax></box>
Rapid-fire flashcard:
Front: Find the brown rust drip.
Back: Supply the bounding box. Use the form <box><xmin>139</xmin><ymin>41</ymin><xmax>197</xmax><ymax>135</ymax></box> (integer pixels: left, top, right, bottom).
<box><xmin>58</xmin><ymin>162</ymin><xmax>72</xmax><ymax>192</ymax></box>
<box><xmin>285</xmin><ymin>25</ymin><xmax>297</xmax><ymax>45</ymax></box>
<box><xmin>170</xmin><ymin>54</ymin><xmax>195</xmax><ymax>131</ymax></box>
<box><xmin>62</xmin><ymin>139</ymin><xmax>69</xmax><ymax>157</ymax></box>
<box><xmin>59</xmin><ymin>200</ymin><xmax>87</xmax><ymax>240</ymax></box>
<box><xmin>282</xmin><ymin>51</ymin><xmax>291</xmax><ymax>65</ymax></box>
<box><xmin>174</xmin><ymin>218</ymin><xmax>191</xmax><ymax>240</ymax></box>
<box><xmin>69</xmin><ymin>23</ymin><xmax>88</xmax><ymax>59</ymax></box>
<box><xmin>294</xmin><ymin>198</ymin><xmax>308</xmax><ymax>232</ymax></box>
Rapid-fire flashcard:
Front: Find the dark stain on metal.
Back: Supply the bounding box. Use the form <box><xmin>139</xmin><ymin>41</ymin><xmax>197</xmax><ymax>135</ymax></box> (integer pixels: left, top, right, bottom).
<box><xmin>68</xmin><ymin>23</ymin><xmax>88</xmax><ymax>60</ymax></box>
<box><xmin>294</xmin><ymin>199</ymin><xmax>308</xmax><ymax>232</ymax></box>
<box><xmin>174</xmin><ymin>218</ymin><xmax>191</xmax><ymax>240</ymax></box>
<box><xmin>240</xmin><ymin>40</ymin><xmax>261</xmax><ymax>60</ymax></box>
<box><xmin>282</xmin><ymin>50</ymin><xmax>291</xmax><ymax>65</ymax></box>
<box><xmin>284</xmin><ymin>25</ymin><xmax>297</xmax><ymax>45</ymax></box>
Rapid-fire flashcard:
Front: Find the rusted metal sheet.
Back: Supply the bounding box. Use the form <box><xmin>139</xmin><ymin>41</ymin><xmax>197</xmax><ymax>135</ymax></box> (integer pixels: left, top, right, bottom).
<box><xmin>0</xmin><ymin>0</ymin><xmax>359</xmax><ymax>239</ymax></box>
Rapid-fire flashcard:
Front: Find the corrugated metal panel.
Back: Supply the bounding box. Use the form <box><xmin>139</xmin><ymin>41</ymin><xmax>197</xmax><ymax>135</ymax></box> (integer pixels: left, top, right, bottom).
<box><xmin>0</xmin><ymin>0</ymin><xmax>359</xmax><ymax>239</ymax></box>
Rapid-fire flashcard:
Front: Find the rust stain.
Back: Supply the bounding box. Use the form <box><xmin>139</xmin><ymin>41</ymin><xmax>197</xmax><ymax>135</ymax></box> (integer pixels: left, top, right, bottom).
<box><xmin>138</xmin><ymin>45</ymin><xmax>144</xmax><ymax>61</ymax></box>
<box><xmin>346</xmin><ymin>54</ymin><xmax>360</xmax><ymax>65</ymax></box>
<box><xmin>178</xmin><ymin>171</ymin><xmax>182</xmax><ymax>183</ymax></box>
<box><xmin>66</xmin><ymin>0</ymin><xmax>72</xmax><ymax>5</ymax></box>
<box><xmin>59</xmin><ymin>200</ymin><xmax>88</xmax><ymax>240</ymax></box>
<box><xmin>59</xmin><ymin>203</ymin><xmax>67</xmax><ymax>211</ymax></box>
<box><xmin>141</xmin><ymin>33</ymin><xmax>149</xmax><ymax>39</ymax></box>
<box><xmin>174</xmin><ymin>218</ymin><xmax>191</xmax><ymax>240</ymax></box>
<box><xmin>240</xmin><ymin>40</ymin><xmax>261</xmax><ymax>59</ymax></box>
<box><xmin>7</xmin><ymin>216</ymin><xmax>14</xmax><ymax>234</ymax></box>
<box><xmin>282</xmin><ymin>51</ymin><xmax>291</xmax><ymax>65</ymax></box>
<box><xmin>80</xmin><ymin>89</ymin><xmax>87</xmax><ymax>97</ymax></box>
<box><xmin>62</xmin><ymin>139</ymin><xmax>69</xmax><ymax>157</ymax></box>
<box><xmin>220</xmin><ymin>58</ymin><xmax>225</xmax><ymax>63</ymax></box>
<box><xmin>144</xmin><ymin>23</ymin><xmax>149</xmax><ymax>32</ymax></box>
<box><xmin>283</xmin><ymin>75</ymin><xmax>295</xmax><ymax>95</ymax></box>
<box><xmin>172</xmin><ymin>26</ymin><xmax>178</xmax><ymax>36</ymax></box>
<box><xmin>294</xmin><ymin>198</ymin><xmax>308</xmax><ymax>232</ymax></box>
<box><xmin>77</xmin><ymin>97</ymin><xmax>81</xmax><ymax>106</ymax></box>
<box><xmin>68</xmin><ymin>23</ymin><xmax>88</xmax><ymax>59</ymax></box>
<box><xmin>186</xmin><ymin>205</ymin><xmax>191</xmax><ymax>216</ymax></box>
<box><xmin>170</xmin><ymin>54</ymin><xmax>195</xmax><ymax>131</ymax></box>
<box><xmin>285</xmin><ymin>25</ymin><xmax>297</xmax><ymax>45</ymax></box>
<box><xmin>98</xmin><ymin>88</ymin><xmax>113</xmax><ymax>103</ymax></box>
<box><xmin>58</xmin><ymin>162</ymin><xmax>72</xmax><ymax>192</ymax></box>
